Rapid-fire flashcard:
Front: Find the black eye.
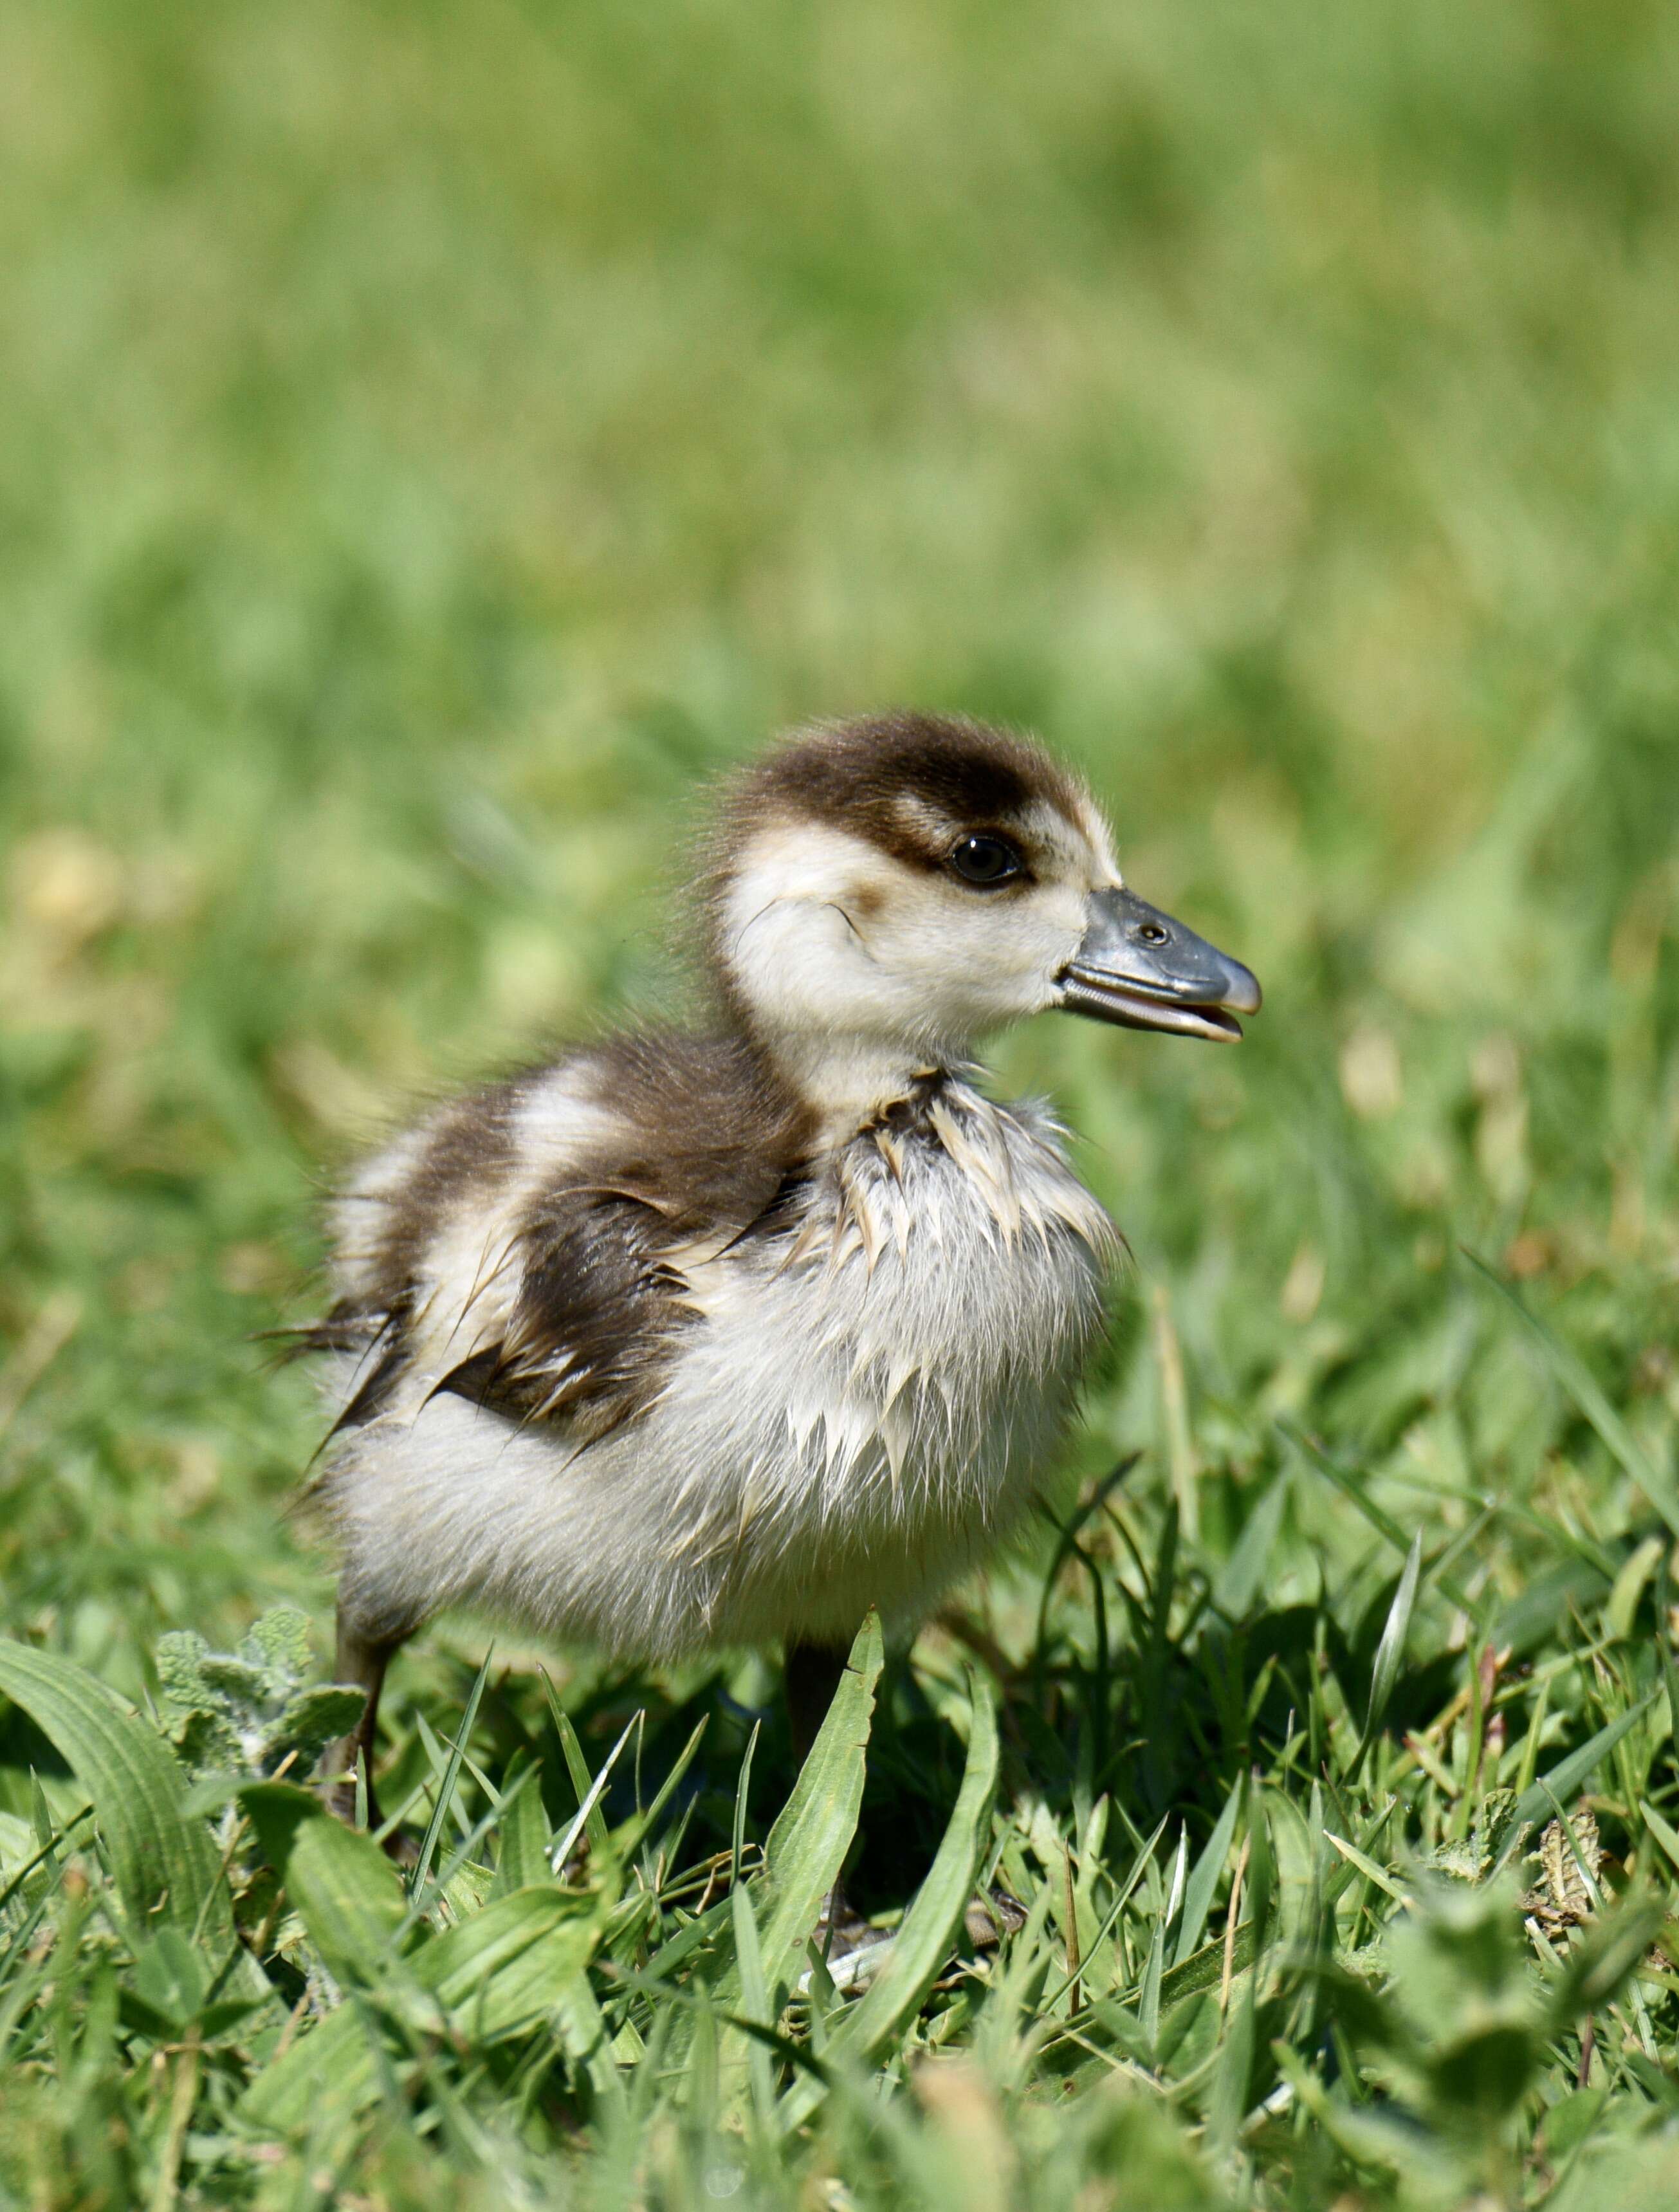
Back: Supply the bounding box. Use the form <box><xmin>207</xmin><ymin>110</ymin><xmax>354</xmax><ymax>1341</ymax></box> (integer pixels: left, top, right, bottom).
<box><xmin>947</xmin><ymin>834</ymin><xmax>1023</xmax><ymax>887</ymax></box>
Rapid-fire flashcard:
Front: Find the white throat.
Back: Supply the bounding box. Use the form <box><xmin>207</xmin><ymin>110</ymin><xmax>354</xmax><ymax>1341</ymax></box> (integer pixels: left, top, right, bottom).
<box><xmin>762</xmin><ymin>1029</ymin><xmax>956</xmax><ymax>1144</ymax></box>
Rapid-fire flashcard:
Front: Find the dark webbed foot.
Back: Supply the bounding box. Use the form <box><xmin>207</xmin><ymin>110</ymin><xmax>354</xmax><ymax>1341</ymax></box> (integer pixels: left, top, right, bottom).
<box><xmin>964</xmin><ymin>1884</ymin><xmax>1028</xmax><ymax>1949</ymax></box>
<box><xmin>813</xmin><ymin>1885</ymin><xmax>877</xmax><ymax>1962</ymax></box>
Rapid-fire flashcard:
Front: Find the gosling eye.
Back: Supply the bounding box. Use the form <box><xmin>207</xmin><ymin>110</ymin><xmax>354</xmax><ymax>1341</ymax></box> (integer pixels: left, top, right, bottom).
<box><xmin>946</xmin><ymin>833</ymin><xmax>1025</xmax><ymax>887</ymax></box>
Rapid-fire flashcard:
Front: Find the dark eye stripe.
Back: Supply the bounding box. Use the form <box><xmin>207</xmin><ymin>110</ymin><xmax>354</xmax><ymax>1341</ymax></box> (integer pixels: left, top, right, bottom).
<box><xmin>947</xmin><ymin>834</ymin><xmax>1025</xmax><ymax>886</ymax></box>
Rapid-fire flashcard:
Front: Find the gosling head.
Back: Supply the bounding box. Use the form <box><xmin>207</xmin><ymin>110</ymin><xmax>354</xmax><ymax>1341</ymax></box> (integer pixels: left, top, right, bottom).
<box><xmin>707</xmin><ymin>712</ymin><xmax>1261</xmax><ymax>1119</ymax></box>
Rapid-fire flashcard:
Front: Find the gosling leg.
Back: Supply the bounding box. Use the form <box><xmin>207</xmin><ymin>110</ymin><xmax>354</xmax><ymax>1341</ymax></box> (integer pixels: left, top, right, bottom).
<box><xmin>785</xmin><ymin>1639</ymin><xmax>852</xmax><ymax>1770</ymax></box>
<box><xmin>323</xmin><ymin>1619</ymin><xmax>398</xmax><ymax>1836</ymax></box>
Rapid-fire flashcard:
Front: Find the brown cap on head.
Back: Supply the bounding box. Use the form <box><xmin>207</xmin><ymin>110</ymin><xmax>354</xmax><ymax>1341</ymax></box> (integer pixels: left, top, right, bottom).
<box><xmin>710</xmin><ymin>711</ymin><xmax>1094</xmax><ymax>880</ymax></box>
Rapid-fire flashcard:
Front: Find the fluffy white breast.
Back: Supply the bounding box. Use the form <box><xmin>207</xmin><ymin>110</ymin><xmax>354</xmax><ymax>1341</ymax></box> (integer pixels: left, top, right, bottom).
<box><xmin>324</xmin><ymin>1081</ymin><xmax>1117</xmax><ymax>1657</ymax></box>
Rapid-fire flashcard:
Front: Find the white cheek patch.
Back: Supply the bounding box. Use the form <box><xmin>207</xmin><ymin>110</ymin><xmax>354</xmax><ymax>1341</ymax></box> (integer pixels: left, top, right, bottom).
<box><xmin>721</xmin><ymin>821</ymin><xmax>892</xmax><ymax>954</ymax></box>
<box><xmin>865</xmin><ymin>876</ymin><xmax>1085</xmax><ymax>1024</ymax></box>
<box><xmin>722</xmin><ymin>822</ymin><xmax>928</xmax><ymax>1042</ymax></box>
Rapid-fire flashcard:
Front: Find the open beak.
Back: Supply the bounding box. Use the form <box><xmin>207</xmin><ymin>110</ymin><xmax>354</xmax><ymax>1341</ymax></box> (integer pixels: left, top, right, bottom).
<box><xmin>1057</xmin><ymin>887</ymin><xmax>1262</xmax><ymax>1042</ymax></box>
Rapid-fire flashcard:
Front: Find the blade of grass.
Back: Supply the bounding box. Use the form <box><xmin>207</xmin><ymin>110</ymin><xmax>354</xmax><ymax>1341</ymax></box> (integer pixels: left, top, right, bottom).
<box><xmin>1642</xmin><ymin>1800</ymin><xmax>1679</xmax><ymax>1888</ymax></box>
<box><xmin>1323</xmin><ymin>1832</ymin><xmax>1409</xmax><ymax>1906</ymax></box>
<box><xmin>1464</xmin><ymin>1252</ymin><xmax>1679</xmax><ymax>1539</ymax></box>
<box><xmin>731</xmin><ymin>1880</ymin><xmax>776</xmax><ymax>2123</ymax></box>
<box><xmin>1280</xmin><ymin>1424</ymin><xmax>1476</xmax><ymax>1614</ymax></box>
<box><xmin>543</xmin><ymin>1673</ymin><xmax>618</xmax><ymax>1871</ymax></box>
<box><xmin>408</xmin><ymin>1649</ymin><xmax>493</xmax><ymax>1901</ymax></box>
<box><xmin>1042</xmin><ymin>1814</ymin><xmax>1169</xmax><ymax>2013</ymax></box>
<box><xmin>731</xmin><ymin>1720</ymin><xmax>760</xmax><ymax>1898</ymax></box>
<box><xmin>1349</xmin><ymin>1532</ymin><xmax>1423</xmax><ymax>1782</ymax></box>
<box><xmin>1173</xmin><ymin>1779</ymin><xmax>1243</xmax><ymax>1968</ymax></box>
<box><xmin>619</xmin><ymin>1716</ymin><xmax>708</xmax><ymax>1865</ymax></box>
<box><xmin>549</xmin><ymin>1713</ymin><xmax>639</xmax><ymax>1879</ymax></box>
<box><xmin>1494</xmin><ymin>1691</ymin><xmax>1661</xmax><ymax>1873</ymax></box>
<box><xmin>1139</xmin><ymin>1915</ymin><xmax>1166</xmax><ymax>2055</ymax></box>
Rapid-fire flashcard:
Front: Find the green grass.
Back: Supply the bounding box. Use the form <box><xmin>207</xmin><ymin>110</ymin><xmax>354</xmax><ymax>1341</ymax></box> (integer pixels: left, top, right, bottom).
<box><xmin>3</xmin><ymin>0</ymin><xmax>1679</xmax><ymax>2202</ymax></box>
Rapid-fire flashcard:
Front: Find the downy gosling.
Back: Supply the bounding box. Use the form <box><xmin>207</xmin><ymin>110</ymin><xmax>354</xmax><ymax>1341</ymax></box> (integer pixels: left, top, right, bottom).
<box><xmin>307</xmin><ymin>713</ymin><xmax>1260</xmax><ymax>1811</ymax></box>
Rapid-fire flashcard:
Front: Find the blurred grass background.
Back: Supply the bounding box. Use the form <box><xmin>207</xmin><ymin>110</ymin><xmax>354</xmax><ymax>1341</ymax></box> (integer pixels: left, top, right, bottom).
<box><xmin>1</xmin><ymin>0</ymin><xmax>1676</xmax><ymax>1820</ymax></box>
<box><xmin>6</xmin><ymin>2</ymin><xmax>1679</xmax><ymax>2201</ymax></box>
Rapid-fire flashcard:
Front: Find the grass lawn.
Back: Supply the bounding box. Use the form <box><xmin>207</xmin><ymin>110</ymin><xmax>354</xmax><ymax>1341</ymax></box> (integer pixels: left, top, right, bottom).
<box><xmin>3</xmin><ymin>0</ymin><xmax>1679</xmax><ymax>2203</ymax></box>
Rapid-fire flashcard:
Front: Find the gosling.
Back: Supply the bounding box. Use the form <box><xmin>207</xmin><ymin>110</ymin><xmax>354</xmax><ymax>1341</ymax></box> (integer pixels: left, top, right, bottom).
<box><xmin>305</xmin><ymin>712</ymin><xmax>1260</xmax><ymax>1810</ymax></box>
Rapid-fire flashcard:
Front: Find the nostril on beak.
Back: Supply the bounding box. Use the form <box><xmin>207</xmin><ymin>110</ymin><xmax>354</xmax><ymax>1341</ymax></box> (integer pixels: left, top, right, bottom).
<box><xmin>1136</xmin><ymin>923</ymin><xmax>1169</xmax><ymax>945</ymax></box>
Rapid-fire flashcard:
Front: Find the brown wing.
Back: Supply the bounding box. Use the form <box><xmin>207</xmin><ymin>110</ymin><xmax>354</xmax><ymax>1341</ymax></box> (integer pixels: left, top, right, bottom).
<box><xmin>430</xmin><ymin>1183</ymin><xmax>694</xmax><ymax>1444</ymax></box>
<box><xmin>307</xmin><ymin>1031</ymin><xmax>815</xmax><ymax>1454</ymax></box>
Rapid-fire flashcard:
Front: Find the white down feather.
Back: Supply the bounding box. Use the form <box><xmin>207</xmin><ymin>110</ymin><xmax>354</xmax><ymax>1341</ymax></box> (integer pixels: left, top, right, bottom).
<box><xmin>320</xmin><ymin>1076</ymin><xmax>1117</xmax><ymax>1657</ymax></box>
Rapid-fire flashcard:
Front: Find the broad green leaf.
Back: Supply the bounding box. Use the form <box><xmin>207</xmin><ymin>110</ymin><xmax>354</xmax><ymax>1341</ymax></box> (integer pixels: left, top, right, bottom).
<box><xmin>425</xmin><ymin>1885</ymin><xmax>598</xmax><ymax>2031</ymax></box>
<box><xmin>199</xmin><ymin>1656</ymin><xmax>268</xmax><ymax>1704</ymax></box>
<box><xmin>544</xmin><ymin>1937</ymin><xmax>621</xmax><ymax>2104</ymax></box>
<box><xmin>489</xmin><ymin>1760</ymin><xmax>553</xmax><ymax>1901</ymax></box>
<box><xmin>243</xmin><ymin>1883</ymin><xmax>607</xmax><ymax>2128</ymax></box>
<box><xmin>1158</xmin><ymin>1920</ymin><xmax>1259</xmax><ymax>2012</ymax></box>
<box><xmin>0</xmin><ymin>1638</ymin><xmax>264</xmax><ymax>2000</ymax></box>
<box><xmin>240</xmin><ymin>1780</ymin><xmax>407</xmax><ymax>1986</ymax></box>
<box><xmin>752</xmin><ymin>1611</ymin><xmax>883</xmax><ymax>2002</ymax></box>
<box><xmin>274</xmin><ymin>1684</ymin><xmax>369</xmax><ymax>1760</ymax></box>
<box><xmin>152</xmin><ymin>1632</ymin><xmax>212</xmax><ymax>1706</ymax></box>
<box><xmin>132</xmin><ymin>1927</ymin><xmax>210</xmax><ymax>2031</ymax></box>
<box><xmin>706</xmin><ymin>1616</ymin><xmax>883</xmax><ymax>2092</ymax></box>
<box><xmin>777</xmin><ymin>1665</ymin><xmax>998</xmax><ymax>2130</ymax></box>
<box><xmin>239</xmin><ymin>2007</ymin><xmax>370</xmax><ymax>2130</ymax></box>
<box><xmin>246</xmin><ymin>1607</ymin><xmax>315</xmax><ymax>1682</ymax></box>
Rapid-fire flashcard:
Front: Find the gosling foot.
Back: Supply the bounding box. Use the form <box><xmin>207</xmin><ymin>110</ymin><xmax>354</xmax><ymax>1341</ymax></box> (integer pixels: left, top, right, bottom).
<box><xmin>812</xmin><ymin>1885</ymin><xmax>879</xmax><ymax>1964</ymax></box>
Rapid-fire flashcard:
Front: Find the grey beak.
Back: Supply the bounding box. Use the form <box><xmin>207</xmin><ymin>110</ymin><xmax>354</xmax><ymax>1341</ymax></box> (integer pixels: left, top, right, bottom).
<box><xmin>1058</xmin><ymin>887</ymin><xmax>1262</xmax><ymax>1042</ymax></box>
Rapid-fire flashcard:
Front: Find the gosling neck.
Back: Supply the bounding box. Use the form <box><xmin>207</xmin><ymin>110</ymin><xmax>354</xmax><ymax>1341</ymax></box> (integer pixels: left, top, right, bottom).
<box><xmin>738</xmin><ymin>1016</ymin><xmax>967</xmax><ymax>1153</ymax></box>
